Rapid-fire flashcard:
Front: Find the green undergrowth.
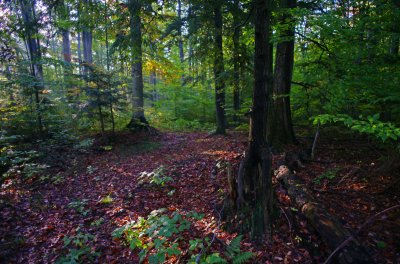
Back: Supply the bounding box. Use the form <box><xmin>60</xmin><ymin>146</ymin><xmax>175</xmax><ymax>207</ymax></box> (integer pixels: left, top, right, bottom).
<box><xmin>112</xmin><ymin>208</ymin><xmax>254</xmax><ymax>264</ymax></box>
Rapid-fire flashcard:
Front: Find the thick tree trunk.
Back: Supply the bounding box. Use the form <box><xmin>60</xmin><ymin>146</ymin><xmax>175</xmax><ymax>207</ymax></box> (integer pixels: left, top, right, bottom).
<box><xmin>224</xmin><ymin>0</ymin><xmax>273</xmax><ymax>240</ymax></box>
<box><xmin>128</xmin><ymin>0</ymin><xmax>147</xmax><ymax>128</ymax></box>
<box><xmin>267</xmin><ymin>0</ymin><xmax>297</xmax><ymax>147</ymax></box>
<box><xmin>19</xmin><ymin>0</ymin><xmax>43</xmax><ymax>133</ymax></box>
<box><xmin>213</xmin><ymin>3</ymin><xmax>226</xmax><ymax>134</ymax></box>
<box><xmin>232</xmin><ymin>0</ymin><xmax>241</xmax><ymax>124</ymax></box>
<box><xmin>276</xmin><ymin>165</ymin><xmax>372</xmax><ymax>264</ymax></box>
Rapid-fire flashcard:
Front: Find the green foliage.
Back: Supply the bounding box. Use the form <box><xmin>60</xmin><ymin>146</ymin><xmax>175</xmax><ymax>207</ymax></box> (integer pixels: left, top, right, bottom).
<box><xmin>68</xmin><ymin>199</ymin><xmax>90</xmax><ymax>216</ymax></box>
<box><xmin>113</xmin><ymin>209</ymin><xmax>253</xmax><ymax>264</ymax></box>
<box><xmin>138</xmin><ymin>166</ymin><xmax>173</xmax><ymax>187</ymax></box>
<box><xmin>0</xmin><ymin>144</ymin><xmax>48</xmax><ymax>181</ymax></box>
<box><xmin>313</xmin><ymin>168</ymin><xmax>339</xmax><ymax>185</ymax></box>
<box><xmin>112</xmin><ymin>208</ymin><xmax>190</xmax><ymax>263</ymax></box>
<box><xmin>188</xmin><ymin>235</ymin><xmax>253</xmax><ymax>264</ymax></box>
<box><xmin>99</xmin><ymin>194</ymin><xmax>113</xmax><ymax>204</ymax></box>
<box><xmin>56</xmin><ymin>228</ymin><xmax>99</xmax><ymax>264</ymax></box>
<box><xmin>313</xmin><ymin>114</ymin><xmax>400</xmax><ymax>143</ymax></box>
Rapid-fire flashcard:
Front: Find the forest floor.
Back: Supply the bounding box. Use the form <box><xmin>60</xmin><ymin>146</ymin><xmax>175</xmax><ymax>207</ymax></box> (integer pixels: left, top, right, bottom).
<box><xmin>0</xmin><ymin>130</ymin><xmax>399</xmax><ymax>263</ymax></box>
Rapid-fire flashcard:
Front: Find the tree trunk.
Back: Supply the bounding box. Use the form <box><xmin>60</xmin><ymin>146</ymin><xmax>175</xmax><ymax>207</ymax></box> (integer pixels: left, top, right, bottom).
<box><xmin>19</xmin><ymin>0</ymin><xmax>44</xmax><ymax>133</ymax></box>
<box><xmin>232</xmin><ymin>0</ymin><xmax>241</xmax><ymax>125</ymax></box>
<box><xmin>128</xmin><ymin>0</ymin><xmax>147</xmax><ymax>128</ymax></box>
<box><xmin>213</xmin><ymin>3</ymin><xmax>226</xmax><ymax>134</ymax></box>
<box><xmin>178</xmin><ymin>0</ymin><xmax>185</xmax><ymax>85</ymax></box>
<box><xmin>82</xmin><ymin>0</ymin><xmax>93</xmax><ymax>78</ymax></box>
<box><xmin>82</xmin><ymin>30</ymin><xmax>93</xmax><ymax>77</ymax></box>
<box><xmin>276</xmin><ymin>165</ymin><xmax>372</xmax><ymax>264</ymax></box>
<box><xmin>224</xmin><ymin>0</ymin><xmax>273</xmax><ymax>241</ymax></box>
<box><xmin>267</xmin><ymin>0</ymin><xmax>297</xmax><ymax>148</ymax></box>
<box><xmin>77</xmin><ymin>31</ymin><xmax>83</xmax><ymax>75</ymax></box>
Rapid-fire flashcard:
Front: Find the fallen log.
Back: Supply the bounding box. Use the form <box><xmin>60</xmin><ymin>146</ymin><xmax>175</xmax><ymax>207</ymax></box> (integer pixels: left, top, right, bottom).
<box><xmin>275</xmin><ymin>165</ymin><xmax>373</xmax><ymax>264</ymax></box>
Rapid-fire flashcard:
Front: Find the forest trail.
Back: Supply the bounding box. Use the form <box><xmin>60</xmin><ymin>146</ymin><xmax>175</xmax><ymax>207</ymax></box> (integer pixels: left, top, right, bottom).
<box><xmin>1</xmin><ymin>132</ymin><xmax>399</xmax><ymax>263</ymax></box>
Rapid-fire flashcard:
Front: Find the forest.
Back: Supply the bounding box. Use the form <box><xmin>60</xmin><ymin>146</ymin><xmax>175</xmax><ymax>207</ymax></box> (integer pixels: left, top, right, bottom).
<box><xmin>0</xmin><ymin>0</ymin><xmax>400</xmax><ymax>263</ymax></box>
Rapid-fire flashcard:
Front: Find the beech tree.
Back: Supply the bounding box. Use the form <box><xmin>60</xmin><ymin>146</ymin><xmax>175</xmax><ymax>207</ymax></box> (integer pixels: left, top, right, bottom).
<box><xmin>127</xmin><ymin>0</ymin><xmax>147</xmax><ymax>128</ymax></box>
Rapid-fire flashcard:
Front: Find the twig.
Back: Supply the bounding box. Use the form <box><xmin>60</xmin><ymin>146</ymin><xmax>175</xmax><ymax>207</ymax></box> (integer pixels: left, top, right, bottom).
<box><xmin>280</xmin><ymin>207</ymin><xmax>292</xmax><ymax>234</ymax></box>
<box><xmin>323</xmin><ymin>204</ymin><xmax>400</xmax><ymax>264</ymax></box>
<box><xmin>311</xmin><ymin>122</ymin><xmax>320</xmax><ymax>160</ymax></box>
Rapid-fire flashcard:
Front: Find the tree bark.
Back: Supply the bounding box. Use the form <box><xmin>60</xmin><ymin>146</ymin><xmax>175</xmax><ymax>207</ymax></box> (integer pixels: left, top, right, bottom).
<box><xmin>19</xmin><ymin>0</ymin><xmax>44</xmax><ymax>133</ymax></box>
<box><xmin>82</xmin><ymin>0</ymin><xmax>93</xmax><ymax>78</ymax></box>
<box><xmin>213</xmin><ymin>2</ymin><xmax>226</xmax><ymax>134</ymax></box>
<box><xmin>128</xmin><ymin>0</ymin><xmax>147</xmax><ymax>127</ymax></box>
<box><xmin>232</xmin><ymin>0</ymin><xmax>241</xmax><ymax>124</ymax></box>
<box><xmin>276</xmin><ymin>165</ymin><xmax>372</xmax><ymax>264</ymax></box>
<box><xmin>224</xmin><ymin>0</ymin><xmax>273</xmax><ymax>240</ymax></box>
<box><xmin>267</xmin><ymin>0</ymin><xmax>297</xmax><ymax>147</ymax></box>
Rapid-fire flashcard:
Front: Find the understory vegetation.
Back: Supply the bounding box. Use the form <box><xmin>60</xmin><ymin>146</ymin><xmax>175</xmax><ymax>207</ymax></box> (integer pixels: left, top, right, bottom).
<box><xmin>1</xmin><ymin>0</ymin><xmax>400</xmax><ymax>263</ymax></box>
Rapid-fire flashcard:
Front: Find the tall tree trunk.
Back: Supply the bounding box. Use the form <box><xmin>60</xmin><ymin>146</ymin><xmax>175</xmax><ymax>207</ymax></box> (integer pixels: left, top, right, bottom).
<box><xmin>267</xmin><ymin>0</ymin><xmax>297</xmax><ymax>148</ymax></box>
<box><xmin>232</xmin><ymin>0</ymin><xmax>241</xmax><ymax>124</ymax></box>
<box><xmin>19</xmin><ymin>0</ymin><xmax>43</xmax><ymax>133</ymax></box>
<box><xmin>105</xmin><ymin>0</ymin><xmax>115</xmax><ymax>134</ymax></box>
<box><xmin>390</xmin><ymin>1</ymin><xmax>399</xmax><ymax>56</ymax></box>
<box><xmin>82</xmin><ymin>30</ymin><xmax>93</xmax><ymax>76</ymax></box>
<box><xmin>77</xmin><ymin>31</ymin><xmax>83</xmax><ymax>75</ymax></box>
<box><xmin>128</xmin><ymin>0</ymin><xmax>147</xmax><ymax>126</ymax></box>
<box><xmin>213</xmin><ymin>2</ymin><xmax>226</xmax><ymax>134</ymax></box>
<box><xmin>177</xmin><ymin>0</ymin><xmax>184</xmax><ymax>64</ymax></box>
<box><xmin>224</xmin><ymin>0</ymin><xmax>273</xmax><ymax>240</ymax></box>
<box><xmin>82</xmin><ymin>0</ymin><xmax>93</xmax><ymax>78</ymax></box>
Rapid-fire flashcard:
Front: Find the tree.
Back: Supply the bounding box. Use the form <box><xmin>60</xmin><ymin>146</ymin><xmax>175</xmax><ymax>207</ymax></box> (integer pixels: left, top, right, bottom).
<box><xmin>225</xmin><ymin>0</ymin><xmax>274</xmax><ymax>240</ymax></box>
<box><xmin>231</xmin><ymin>0</ymin><xmax>242</xmax><ymax>125</ymax></box>
<box><xmin>267</xmin><ymin>0</ymin><xmax>296</xmax><ymax>147</ymax></box>
<box><xmin>18</xmin><ymin>0</ymin><xmax>44</xmax><ymax>133</ymax></box>
<box><xmin>213</xmin><ymin>0</ymin><xmax>226</xmax><ymax>134</ymax></box>
<box><xmin>82</xmin><ymin>0</ymin><xmax>93</xmax><ymax>77</ymax></box>
<box><xmin>127</xmin><ymin>0</ymin><xmax>148</xmax><ymax>128</ymax></box>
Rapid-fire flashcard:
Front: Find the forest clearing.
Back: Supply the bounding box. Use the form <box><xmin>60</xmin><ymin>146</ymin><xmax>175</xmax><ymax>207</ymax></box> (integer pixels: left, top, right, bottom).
<box><xmin>1</xmin><ymin>0</ymin><xmax>400</xmax><ymax>263</ymax></box>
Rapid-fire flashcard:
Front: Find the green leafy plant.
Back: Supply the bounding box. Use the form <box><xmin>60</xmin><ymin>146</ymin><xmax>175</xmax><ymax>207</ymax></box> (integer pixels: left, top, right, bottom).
<box><xmin>313</xmin><ymin>168</ymin><xmax>339</xmax><ymax>185</ymax></box>
<box><xmin>112</xmin><ymin>208</ymin><xmax>190</xmax><ymax>263</ymax></box>
<box><xmin>188</xmin><ymin>235</ymin><xmax>254</xmax><ymax>264</ymax></box>
<box><xmin>56</xmin><ymin>228</ymin><xmax>99</xmax><ymax>264</ymax></box>
<box><xmin>90</xmin><ymin>218</ymin><xmax>104</xmax><ymax>227</ymax></box>
<box><xmin>312</xmin><ymin>114</ymin><xmax>400</xmax><ymax>143</ymax></box>
<box><xmin>113</xmin><ymin>209</ymin><xmax>253</xmax><ymax>264</ymax></box>
<box><xmin>137</xmin><ymin>166</ymin><xmax>173</xmax><ymax>187</ymax></box>
<box><xmin>68</xmin><ymin>199</ymin><xmax>90</xmax><ymax>216</ymax></box>
<box><xmin>1</xmin><ymin>147</ymin><xmax>47</xmax><ymax>181</ymax></box>
<box><xmin>99</xmin><ymin>194</ymin><xmax>113</xmax><ymax>204</ymax></box>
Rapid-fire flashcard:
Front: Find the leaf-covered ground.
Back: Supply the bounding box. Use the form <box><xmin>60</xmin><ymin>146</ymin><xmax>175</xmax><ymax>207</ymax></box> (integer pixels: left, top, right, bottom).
<box><xmin>1</xmin><ymin>131</ymin><xmax>399</xmax><ymax>263</ymax></box>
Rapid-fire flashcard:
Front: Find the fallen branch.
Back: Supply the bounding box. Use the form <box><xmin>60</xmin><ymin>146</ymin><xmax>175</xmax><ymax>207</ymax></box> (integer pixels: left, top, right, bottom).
<box><xmin>276</xmin><ymin>165</ymin><xmax>372</xmax><ymax>264</ymax></box>
<box><xmin>323</xmin><ymin>204</ymin><xmax>400</xmax><ymax>264</ymax></box>
<box><xmin>311</xmin><ymin>122</ymin><xmax>320</xmax><ymax>160</ymax></box>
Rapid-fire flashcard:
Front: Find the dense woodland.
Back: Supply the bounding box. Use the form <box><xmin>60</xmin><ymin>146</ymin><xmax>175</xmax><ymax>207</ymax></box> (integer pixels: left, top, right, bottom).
<box><xmin>1</xmin><ymin>0</ymin><xmax>400</xmax><ymax>263</ymax></box>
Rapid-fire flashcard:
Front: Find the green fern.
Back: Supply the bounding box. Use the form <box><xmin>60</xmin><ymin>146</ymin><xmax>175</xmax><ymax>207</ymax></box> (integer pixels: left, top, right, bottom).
<box><xmin>225</xmin><ymin>235</ymin><xmax>254</xmax><ymax>264</ymax></box>
<box><xmin>232</xmin><ymin>252</ymin><xmax>254</xmax><ymax>264</ymax></box>
<box><xmin>226</xmin><ymin>235</ymin><xmax>242</xmax><ymax>257</ymax></box>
